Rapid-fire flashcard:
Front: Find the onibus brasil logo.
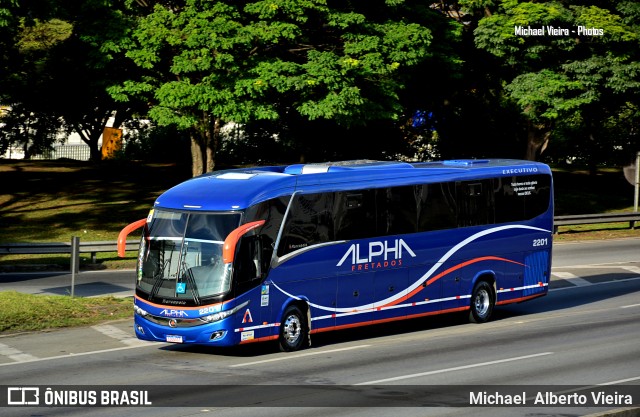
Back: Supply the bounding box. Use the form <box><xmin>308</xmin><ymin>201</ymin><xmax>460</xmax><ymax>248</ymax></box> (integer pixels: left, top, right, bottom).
<box><xmin>337</xmin><ymin>238</ymin><xmax>416</xmax><ymax>271</ymax></box>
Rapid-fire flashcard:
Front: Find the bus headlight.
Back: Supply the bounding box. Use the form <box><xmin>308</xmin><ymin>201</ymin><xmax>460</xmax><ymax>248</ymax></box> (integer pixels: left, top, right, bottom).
<box><xmin>202</xmin><ymin>301</ymin><xmax>249</xmax><ymax>323</ymax></box>
<box><xmin>134</xmin><ymin>305</ymin><xmax>149</xmax><ymax>317</ymax></box>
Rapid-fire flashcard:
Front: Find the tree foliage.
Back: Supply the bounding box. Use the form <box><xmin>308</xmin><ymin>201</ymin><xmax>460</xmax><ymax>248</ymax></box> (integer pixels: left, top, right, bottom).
<box><xmin>1</xmin><ymin>0</ymin><xmax>638</xmax><ymax>172</ymax></box>
<box><xmin>466</xmin><ymin>0</ymin><xmax>640</xmax><ymax>163</ymax></box>
<box><xmin>112</xmin><ymin>0</ymin><xmax>446</xmax><ymax>175</ymax></box>
<box><xmin>0</xmin><ymin>0</ymin><xmax>142</xmax><ymax>161</ymax></box>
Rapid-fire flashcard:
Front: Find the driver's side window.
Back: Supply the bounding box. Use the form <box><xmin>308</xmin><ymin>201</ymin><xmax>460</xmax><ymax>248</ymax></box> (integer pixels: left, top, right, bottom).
<box><xmin>235</xmin><ymin>235</ymin><xmax>267</xmax><ymax>284</ymax></box>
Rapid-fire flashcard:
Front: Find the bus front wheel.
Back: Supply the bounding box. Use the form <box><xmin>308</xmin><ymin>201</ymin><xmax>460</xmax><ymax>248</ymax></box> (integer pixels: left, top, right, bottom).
<box><xmin>278</xmin><ymin>305</ymin><xmax>309</xmax><ymax>352</ymax></box>
<box><xmin>469</xmin><ymin>281</ymin><xmax>494</xmax><ymax>323</ymax></box>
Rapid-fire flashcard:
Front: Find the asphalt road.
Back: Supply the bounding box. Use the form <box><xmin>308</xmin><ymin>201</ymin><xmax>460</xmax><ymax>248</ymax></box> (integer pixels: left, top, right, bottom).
<box><xmin>0</xmin><ymin>238</ymin><xmax>639</xmax><ymax>417</ymax></box>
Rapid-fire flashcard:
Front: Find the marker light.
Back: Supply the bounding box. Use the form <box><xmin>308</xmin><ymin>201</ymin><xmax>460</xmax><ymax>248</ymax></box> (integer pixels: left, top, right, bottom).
<box><xmin>202</xmin><ymin>301</ymin><xmax>249</xmax><ymax>323</ymax></box>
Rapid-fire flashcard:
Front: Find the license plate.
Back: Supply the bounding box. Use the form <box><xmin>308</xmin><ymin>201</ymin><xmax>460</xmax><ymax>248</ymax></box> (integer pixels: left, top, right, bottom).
<box><xmin>166</xmin><ymin>335</ymin><xmax>183</xmax><ymax>343</ymax></box>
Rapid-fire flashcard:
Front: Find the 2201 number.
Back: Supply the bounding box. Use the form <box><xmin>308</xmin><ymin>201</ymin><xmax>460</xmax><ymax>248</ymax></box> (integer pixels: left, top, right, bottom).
<box><xmin>533</xmin><ymin>238</ymin><xmax>549</xmax><ymax>247</ymax></box>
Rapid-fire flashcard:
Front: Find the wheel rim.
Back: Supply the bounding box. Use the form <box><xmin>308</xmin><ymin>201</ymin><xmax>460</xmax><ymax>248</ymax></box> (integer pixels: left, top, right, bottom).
<box><xmin>474</xmin><ymin>288</ymin><xmax>490</xmax><ymax>318</ymax></box>
<box><xmin>283</xmin><ymin>314</ymin><xmax>301</xmax><ymax>345</ymax></box>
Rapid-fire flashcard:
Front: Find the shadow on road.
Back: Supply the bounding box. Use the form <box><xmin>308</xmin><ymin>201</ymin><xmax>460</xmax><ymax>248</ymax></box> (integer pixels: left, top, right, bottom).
<box><xmin>160</xmin><ymin>273</ymin><xmax>640</xmax><ymax>358</ymax></box>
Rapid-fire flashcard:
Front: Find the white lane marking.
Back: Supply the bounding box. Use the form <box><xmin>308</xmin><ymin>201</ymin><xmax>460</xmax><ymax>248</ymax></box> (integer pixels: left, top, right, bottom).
<box><xmin>621</xmin><ymin>304</ymin><xmax>640</xmax><ymax>309</ymax></box>
<box><xmin>0</xmin><ymin>342</ymin><xmax>38</xmax><ymax>362</ymax></box>
<box><xmin>598</xmin><ymin>376</ymin><xmax>640</xmax><ymax>385</ymax></box>
<box><xmin>230</xmin><ymin>345</ymin><xmax>371</xmax><ymax>368</ymax></box>
<box><xmin>552</xmin><ymin>272</ymin><xmax>592</xmax><ymax>287</ymax></box>
<box><xmin>564</xmin><ymin>278</ymin><xmax>592</xmax><ymax>287</ymax></box>
<box><xmin>552</xmin><ymin>272</ymin><xmax>578</xmax><ymax>279</ymax></box>
<box><xmin>0</xmin><ymin>342</ymin><xmax>162</xmax><ymax>367</ymax></box>
<box><xmin>549</xmin><ymin>375</ymin><xmax>640</xmax><ymax>399</ymax></box>
<box><xmin>621</xmin><ymin>266</ymin><xmax>640</xmax><ymax>274</ymax></box>
<box><xmin>554</xmin><ymin>263</ymin><xmax>639</xmax><ymax>269</ymax></box>
<box><xmin>92</xmin><ymin>324</ymin><xmax>146</xmax><ymax>346</ymax></box>
<box><xmin>355</xmin><ymin>352</ymin><xmax>554</xmax><ymax>385</ymax></box>
<box><xmin>550</xmin><ymin>275</ymin><xmax>640</xmax><ymax>292</ymax></box>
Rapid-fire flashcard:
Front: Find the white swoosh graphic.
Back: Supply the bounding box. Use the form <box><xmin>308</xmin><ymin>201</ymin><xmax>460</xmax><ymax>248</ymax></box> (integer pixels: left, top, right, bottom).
<box><xmin>272</xmin><ymin>224</ymin><xmax>550</xmax><ymax>313</ymax></box>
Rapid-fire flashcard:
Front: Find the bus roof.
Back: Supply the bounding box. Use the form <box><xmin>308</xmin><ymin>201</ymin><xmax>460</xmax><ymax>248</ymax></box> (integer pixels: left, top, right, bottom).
<box><xmin>154</xmin><ymin>159</ymin><xmax>551</xmax><ymax>211</ymax></box>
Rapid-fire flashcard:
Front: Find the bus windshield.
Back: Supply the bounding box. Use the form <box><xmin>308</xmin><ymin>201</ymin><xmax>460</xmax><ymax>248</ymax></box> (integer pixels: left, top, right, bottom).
<box><xmin>137</xmin><ymin>210</ymin><xmax>242</xmax><ymax>302</ymax></box>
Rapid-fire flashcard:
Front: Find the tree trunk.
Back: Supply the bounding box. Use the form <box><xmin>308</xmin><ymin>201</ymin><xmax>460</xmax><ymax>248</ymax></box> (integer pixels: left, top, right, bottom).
<box><xmin>76</xmin><ymin>127</ymin><xmax>103</xmax><ymax>162</ymax></box>
<box><xmin>190</xmin><ymin>130</ymin><xmax>205</xmax><ymax>177</ymax></box>
<box><xmin>584</xmin><ymin>112</ymin><xmax>598</xmax><ymax>176</ymax></box>
<box><xmin>587</xmin><ymin>132</ymin><xmax>598</xmax><ymax>176</ymax></box>
<box><xmin>525</xmin><ymin>122</ymin><xmax>551</xmax><ymax>161</ymax></box>
<box><xmin>206</xmin><ymin>117</ymin><xmax>221</xmax><ymax>173</ymax></box>
<box><xmin>111</xmin><ymin>109</ymin><xmax>129</xmax><ymax>130</ymax></box>
<box><xmin>23</xmin><ymin>141</ymin><xmax>31</xmax><ymax>160</ymax></box>
<box><xmin>190</xmin><ymin>114</ymin><xmax>222</xmax><ymax>177</ymax></box>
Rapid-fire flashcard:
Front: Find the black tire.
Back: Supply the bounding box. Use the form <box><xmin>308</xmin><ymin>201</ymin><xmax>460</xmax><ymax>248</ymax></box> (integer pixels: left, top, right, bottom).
<box><xmin>469</xmin><ymin>281</ymin><xmax>495</xmax><ymax>323</ymax></box>
<box><xmin>278</xmin><ymin>305</ymin><xmax>309</xmax><ymax>352</ymax></box>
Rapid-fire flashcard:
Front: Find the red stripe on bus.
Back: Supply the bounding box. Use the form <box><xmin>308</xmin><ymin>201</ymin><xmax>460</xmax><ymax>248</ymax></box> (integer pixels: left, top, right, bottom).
<box><xmin>310</xmin><ymin>306</ymin><xmax>469</xmax><ymax>334</ymax></box>
<box><xmin>383</xmin><ymin>256</ymin><xmax>525</xmax><ymax>308</ymax></box>
<box><xmin>239</xmin><ymin>335</ymin><xmax>279</xmax><ymax>344</ymax></box>
<box><xmin>496</xmin><ymin>292</ymin><xmax>546</xmax><ymax>305</ymax></box>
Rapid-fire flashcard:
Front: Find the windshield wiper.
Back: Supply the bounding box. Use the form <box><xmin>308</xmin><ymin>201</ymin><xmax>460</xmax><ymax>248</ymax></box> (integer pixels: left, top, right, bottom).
<box><xmin>150</xmin><ymin>241</ymin><xmax>173</xmax><ymax>299</ymax></box>
<box><xmin>150</xmin><ymin>259</ymin><xmax>170</xmax><ymax>299</ymax></box>
<box><xmin>184</xmin><ymin>267</ymin><xmax>201</xmax><ymax>305</ymax></box>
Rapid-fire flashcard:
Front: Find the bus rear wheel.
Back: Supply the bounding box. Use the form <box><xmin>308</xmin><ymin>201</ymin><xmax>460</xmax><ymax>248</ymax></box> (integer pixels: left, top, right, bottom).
<box><xmin>469</xmin><ymin>281</ymin><xmax>494</xmax><ymax>323</ymax></box>
<box><xmin>278</xmin><ymin>305</ymin><xmax>309</xmax><ymax>352</ymax></box>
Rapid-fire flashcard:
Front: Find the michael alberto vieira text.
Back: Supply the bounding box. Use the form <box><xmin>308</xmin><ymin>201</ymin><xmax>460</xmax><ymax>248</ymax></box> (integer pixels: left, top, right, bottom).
<box><xmin>470</xmin><ymin>391</ymin><xmax>633</xmax><ymax>406</ymax></box>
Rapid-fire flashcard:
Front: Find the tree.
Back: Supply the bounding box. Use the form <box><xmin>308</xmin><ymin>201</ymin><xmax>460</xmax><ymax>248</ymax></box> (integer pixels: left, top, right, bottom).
<box><xmin>466</xmin><ymin>0</ymin><xmax>640</xmax><ymax>164</ymax></box>
<box><xmin>0</xmin><ymin>0</ymin><xmax>142</xmax><ymax>161</ymax></box>
<box><xmin>113</xmin><ymin>0</ymin><xmax>449</xmax><ymax>176</ymax></box>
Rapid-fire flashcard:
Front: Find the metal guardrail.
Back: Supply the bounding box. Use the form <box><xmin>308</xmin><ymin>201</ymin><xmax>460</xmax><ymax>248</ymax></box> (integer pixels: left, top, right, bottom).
<box><xmin>0</xmin><ymin>238</ymin><xmax>139</xmax><ymax>297</ymax></box>
<box><xmin>553</xmin><ymin>212</ymin><xmax>640</xmax><ymax>233</ymax></box>
<box><xmin>0</xmin><ymin>240</ymin><xmax>139</xmax><ymax>264</ymax></box>
<box><xmin>1</xmin><ymin>213</ymin><xmax>639</xmax><ymax>266</ymax></box>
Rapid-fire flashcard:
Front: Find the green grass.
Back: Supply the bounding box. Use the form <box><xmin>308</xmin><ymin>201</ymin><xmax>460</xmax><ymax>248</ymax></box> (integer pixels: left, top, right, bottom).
<box><xmin>552</xmin><ymin>167</ymin><xmax>637</xmax><ymax>215</ymax></box>
<box><xmin>0</xmin><ymin>159</ymin><xmax>191</xmax><ymax>269</ymax></box>
<box><xmin>0</xmin><ymin>159</ymin><xmax>190</xmax><ymax>242</ymax></box>
<box><xmin>0</xmin><ymin>291</ymin><xmax>132</xmax><ymax>334</ymax></box>
<box><xmin>554</xmin><ymin>223</ymin><xmax>640</xmax><ymax>241</ymax></box>
<box><xmin>552</xmin><ymin>166</ymin><xmax>640</xmax><ymax>240</ymax></box>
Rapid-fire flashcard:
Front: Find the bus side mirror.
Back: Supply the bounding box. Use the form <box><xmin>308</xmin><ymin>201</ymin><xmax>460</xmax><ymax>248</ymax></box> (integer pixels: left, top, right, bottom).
<box><xmin>222</xmin><ymin>220</ymin><xmax>266</xmax><ymax>264</ymax></box>
<box><xmin>117</xmin><ymin>218</ymin><xmax>146</xmax><ymax>258</ymax></box>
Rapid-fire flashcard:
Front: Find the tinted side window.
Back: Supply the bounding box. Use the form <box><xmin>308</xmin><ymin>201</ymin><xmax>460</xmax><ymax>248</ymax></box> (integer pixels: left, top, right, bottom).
<box><xmin>279</xmin><ymin>193</ymin><xmax>334</xmax><ymax>256</ymax></box>
<box><xmin>524</xmin><ymin>174</ymin><xmax>552</xmax><ymax>219</ymax></box>
<box><xmin>417</xmin><ymin>182</ymin><xmax>458</xmax><ymax>232</ymax></box>
<box><xmin>494</xmin><ymin>174</ymin><xmax>552</xmax><ymax>223</ymax></box>
<box><xmin>494</xmin><ymin>176</ymin><xmax>525</xmax><ymax>223</ymax></box>
<box><xmin>334</xmin><ymin>190</ymin><xmax>377</xmax><ymax>241</ymax></box>
<box><xmin>244</xmin><ymin>197</ymin><xmax>288</xmax><ymax>243</ymax></box>
<box><xmin>457</xmin><ymin>180</ymin><xmax>495</xmax><ymax>227</ymax></box>
<box><xmin>378</xmin><ymin>186</ymin><xmax>418</xmax><ymax>236</ymax></box>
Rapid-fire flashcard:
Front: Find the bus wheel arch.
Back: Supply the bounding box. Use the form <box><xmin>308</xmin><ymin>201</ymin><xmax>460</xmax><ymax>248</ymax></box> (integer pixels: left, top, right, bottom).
<box><xmin>278</xmin><ymin>300</ymin><xmax>311</xmax><ymax>352</ymax></box>
<box><xmin>468</xmin><ymin>275</ymin><xmax>496</xmax><ymax>324</ymax></box>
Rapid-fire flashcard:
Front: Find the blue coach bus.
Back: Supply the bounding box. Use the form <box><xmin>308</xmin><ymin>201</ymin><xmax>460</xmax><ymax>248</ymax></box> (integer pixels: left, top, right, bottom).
<box><xmin>118</xmin><ymin>159</ymin><xmax>553</xmax><ymax>351</ymax></box>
